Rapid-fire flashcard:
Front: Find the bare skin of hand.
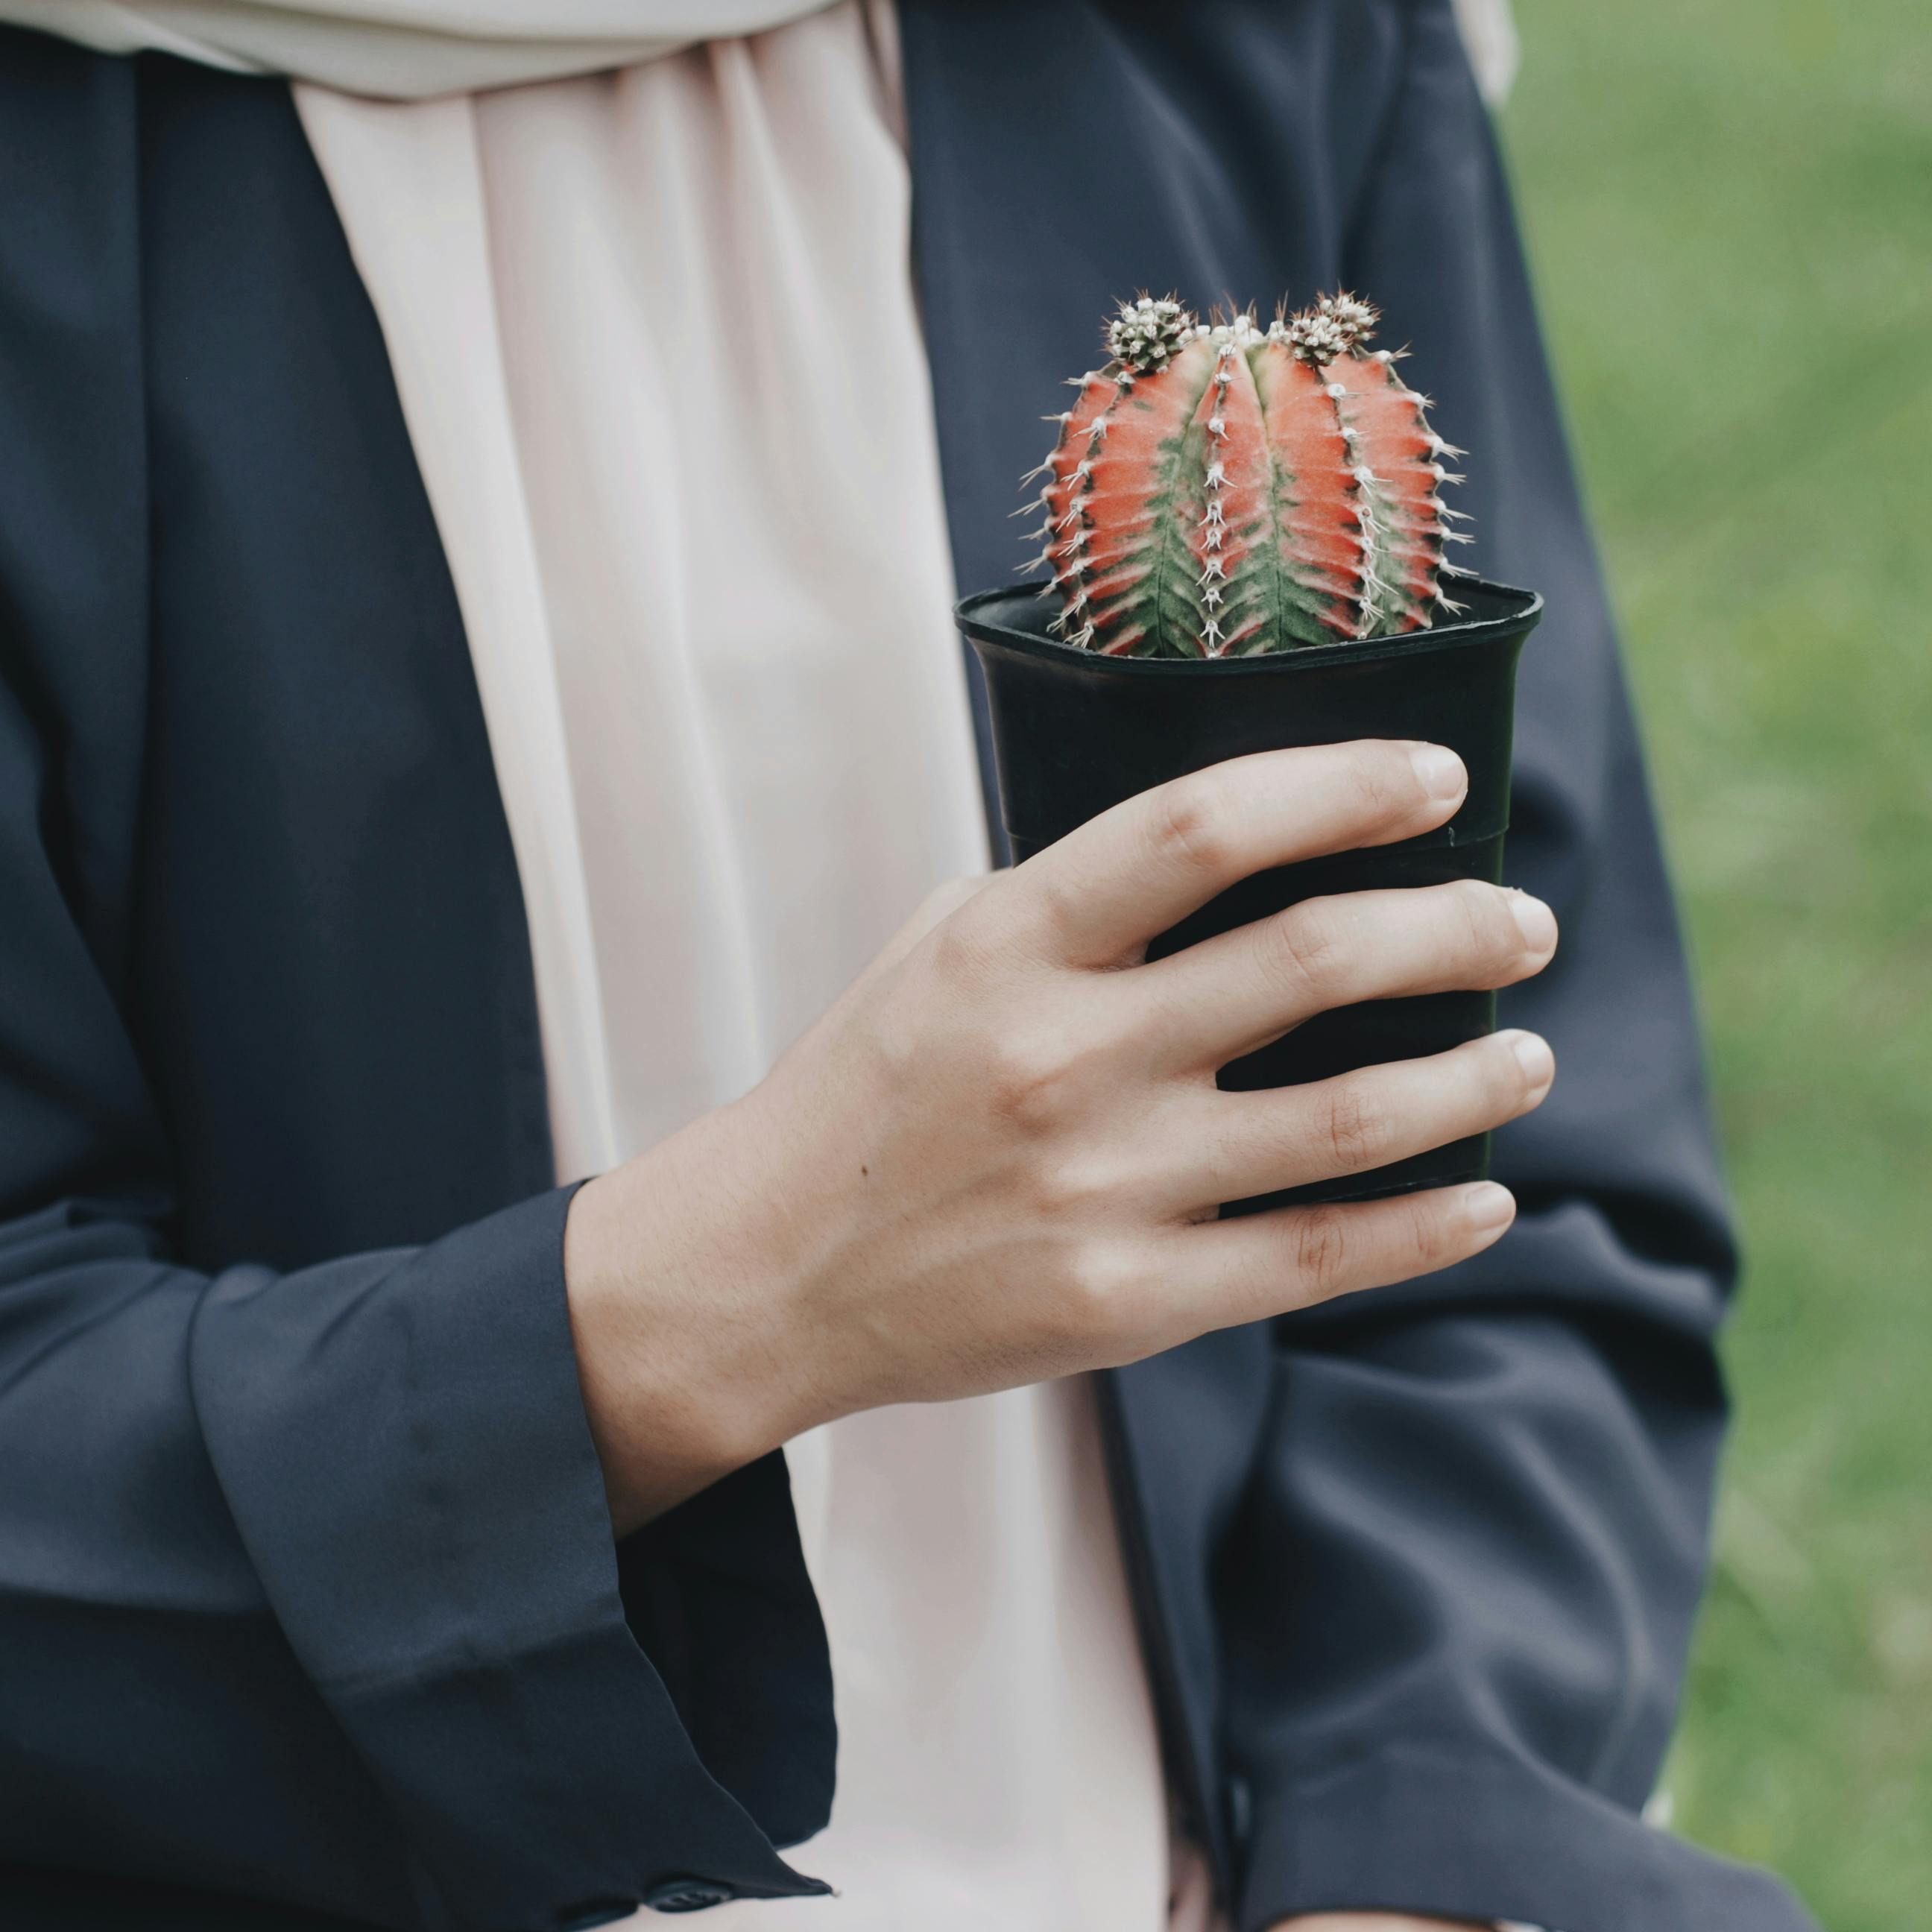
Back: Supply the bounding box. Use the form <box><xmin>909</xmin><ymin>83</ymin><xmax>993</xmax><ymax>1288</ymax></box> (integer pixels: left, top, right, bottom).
<box><xmin>566</xmin><ymin>739</ymin><xmax>1559</xmax><ymax>1531</ymax></box>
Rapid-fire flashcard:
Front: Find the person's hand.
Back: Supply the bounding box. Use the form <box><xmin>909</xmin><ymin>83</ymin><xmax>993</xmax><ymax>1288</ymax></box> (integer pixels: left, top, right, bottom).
<box><xmin>566</xmin><ymin>739</ymin><xmax>1558</xmax><ymax>1530</ymax></box>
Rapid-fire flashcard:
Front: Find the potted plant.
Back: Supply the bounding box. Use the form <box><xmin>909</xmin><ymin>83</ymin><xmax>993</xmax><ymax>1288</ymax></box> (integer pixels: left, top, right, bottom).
<box><xmin>955</xmin><ymin>294</ymin><xmax>1542</xmax><ymax>1210</ymax></box>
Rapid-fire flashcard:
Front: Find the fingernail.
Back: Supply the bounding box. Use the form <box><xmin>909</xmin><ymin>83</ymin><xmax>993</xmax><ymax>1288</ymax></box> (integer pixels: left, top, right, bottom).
<box><xmin>1409</xmin><ymin>743</ymin><xmax>1467</xmax><ymax>804</ymax></box>
<box><xmin>1500</xmin><ymin>1028</ymin><xmax>1556</xmax><ymax>1095</ymax></box>
<box><xmin>1459</xmin><ymin>1181</ymin><xmax>1516</xmax><ymax>1231</ymax></box>
<box><xmin>1506</xmin><ymin>889</ymin><xmax>1558</xmax><ymax>957</ymax></box>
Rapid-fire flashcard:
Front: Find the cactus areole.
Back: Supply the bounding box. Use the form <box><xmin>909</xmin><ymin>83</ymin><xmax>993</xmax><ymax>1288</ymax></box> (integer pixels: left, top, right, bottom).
<box><xmin>1023</xmin><ymin>293</ymin><xmax>1471</xmax><ymax>658</ymax></box>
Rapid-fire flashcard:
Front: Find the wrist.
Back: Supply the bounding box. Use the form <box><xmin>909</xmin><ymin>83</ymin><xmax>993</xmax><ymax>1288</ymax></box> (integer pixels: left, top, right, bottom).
<box><xmin>563</xmin><ymin>1099</ymin><xmax>825</xmax><ymax>1533</ymax></box>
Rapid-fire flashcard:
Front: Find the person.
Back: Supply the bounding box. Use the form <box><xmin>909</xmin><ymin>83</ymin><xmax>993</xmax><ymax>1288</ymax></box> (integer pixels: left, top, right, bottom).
<box><xmin>0</xmin><ymin>4</ymin><xmax>1815</xmax><ymax>1931</ymax></box>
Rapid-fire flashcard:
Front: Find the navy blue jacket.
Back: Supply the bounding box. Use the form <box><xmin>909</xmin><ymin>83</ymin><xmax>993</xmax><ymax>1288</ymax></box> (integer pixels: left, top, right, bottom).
<box><xmin>0</xmin><ymin>7</ymin><xmax>1816</xmax><ymax>1931</ymax></box>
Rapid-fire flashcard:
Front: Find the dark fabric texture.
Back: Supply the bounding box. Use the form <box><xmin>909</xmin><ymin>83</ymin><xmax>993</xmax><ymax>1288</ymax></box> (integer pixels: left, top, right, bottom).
<box><xmin>901</xmin><ymin>3</ymin><xmax>1815</xmax><ymax>1931</ymax></box>
<box><xmin>0</xmin><ymin>4</ymin><xmax>1818</xmax><ymax>1932</ymax></box>
<box><xmin>0</xmin><ymin>34</ymin><xmax>827</xmax><ymax>1931</ymax></box>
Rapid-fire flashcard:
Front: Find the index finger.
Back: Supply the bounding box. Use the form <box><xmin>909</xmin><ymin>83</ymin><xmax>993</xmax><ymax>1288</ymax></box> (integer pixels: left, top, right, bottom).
<box><xmin>1006</xmin><ymin>739</ymin><xmax>1468</xmax><ymax>967</ymax></box>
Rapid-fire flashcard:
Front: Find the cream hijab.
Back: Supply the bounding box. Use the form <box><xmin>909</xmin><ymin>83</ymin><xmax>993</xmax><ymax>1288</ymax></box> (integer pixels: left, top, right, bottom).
<box><xmin>0</xmin><ymin>1</ymin><xmax>841</xmax><ymax>94</ymax></box>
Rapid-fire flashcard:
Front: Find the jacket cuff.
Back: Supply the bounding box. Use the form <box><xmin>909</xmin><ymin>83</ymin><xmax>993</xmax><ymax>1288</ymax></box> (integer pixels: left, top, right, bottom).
<box><xmin>191</xmin><ymin>1185</ymin><xmax>831</xmax><ymax>1929</ymax></box>
<box><xmin>1235</xmin><ymin>1743</ymin><xmax>1818</xmax><ymax>1932</ymax></box>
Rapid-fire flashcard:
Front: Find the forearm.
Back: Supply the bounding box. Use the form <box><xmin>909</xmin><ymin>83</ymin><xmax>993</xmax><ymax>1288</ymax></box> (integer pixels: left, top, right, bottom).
<box><xmin>564</xmin><ymin>1093</ymin><xmax>825</xmax><ymax>1533</ymax></box>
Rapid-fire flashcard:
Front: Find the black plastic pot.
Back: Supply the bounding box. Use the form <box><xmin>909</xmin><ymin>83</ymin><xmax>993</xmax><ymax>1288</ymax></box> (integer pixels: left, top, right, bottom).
<box><xmin>956</xmin><ymin>575</ymin><xmax>1542</xmax><ymax>1210</ymax></box>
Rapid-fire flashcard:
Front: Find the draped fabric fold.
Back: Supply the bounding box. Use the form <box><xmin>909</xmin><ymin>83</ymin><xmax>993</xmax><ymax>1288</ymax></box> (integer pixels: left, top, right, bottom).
<box><xmin>0</xmin><ymin>0</ymin><xmax>842</xmax><ymax>95</ymax></box>
<box><xmin>298</xmin><ymin>9</ymin><xmax>1178</xmax><ymax>1926</ymax></box>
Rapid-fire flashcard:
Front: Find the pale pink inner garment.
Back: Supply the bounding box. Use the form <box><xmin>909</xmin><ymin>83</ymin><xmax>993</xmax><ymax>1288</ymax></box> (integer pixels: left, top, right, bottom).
<box><xmin>296</xmin><ymin>7</ymin><xmax>1219</xmax><ymax>1926</ymax></box>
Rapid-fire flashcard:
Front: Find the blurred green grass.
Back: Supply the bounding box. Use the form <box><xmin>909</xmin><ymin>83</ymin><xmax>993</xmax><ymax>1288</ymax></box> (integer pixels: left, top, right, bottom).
<box><xmin>1500</xmin><ymin>1</ymin><xmax>1932</xmax><ymax>1924</ymax></box>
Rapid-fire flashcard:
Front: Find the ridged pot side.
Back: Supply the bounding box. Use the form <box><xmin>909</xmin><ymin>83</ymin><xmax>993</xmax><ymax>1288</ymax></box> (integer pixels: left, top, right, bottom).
<box><xmin>958</xmin><ymin>575</ymin><xmax>1541</xmax><ymax>1208</ymax></box>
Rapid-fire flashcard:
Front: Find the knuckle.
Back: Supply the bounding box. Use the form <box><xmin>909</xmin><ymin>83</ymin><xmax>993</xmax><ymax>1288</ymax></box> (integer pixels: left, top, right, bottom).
<box><xmin>984</xmin><ymin>1023</ymin><xmax>1082</xmax><ymax>1129</ymax></box>
<box><xmin>912</xmin><ymin>873</ymin><xmax>992</xmax><ymax>947</ymax></box>
<box><xmin>1014</xmin><ymin>862</ymin><xmax>1086</xmax><ymax>957</ymax></box>
<box><xmin>1045</xmin><ymin>1238</ymin><xmax>1140</xmax><ymax>1347</ymax></box>
<box><xmin>1405</xmin><ymin>1189</ymin><xmax>1460</xmax><ymax>1269</ymax></box>
<box><xmin>1291</xmin><ymin>1206</ymin><xmax>1354</xmax><ymax>1295</ymax></box>
<box><xmin>1027</xmin><ymin>1151</ymin><xmax>1117</xmax><ymax>1220</ymax></box>
<box><xmin>860</xmin><ymin>973</ymin><xmax>944</xmax><ymax>1090</ymax></box>
<box><xmin>1269</xmin><ymin>900</ymin><xmax>1351</xmax><ymax>1006</ymax></box>
<box><xmin>1147</xmin><ymin>773</ymin><xmax>1236</xmax><ymax>877</ymax></box>
<box><xmin>1316</xmin><ymin>1079</ymin><xmax>1388</xmax><ymax>1172</ymax></box>
<box><xmin>985</xmin><ymin>1031</ymin><xmax>1058</xmax><ymax>1111</ymax></box>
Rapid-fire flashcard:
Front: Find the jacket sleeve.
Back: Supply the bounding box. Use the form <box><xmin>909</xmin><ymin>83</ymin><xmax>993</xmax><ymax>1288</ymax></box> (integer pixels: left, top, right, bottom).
<box><xmin>0</xmin><ymin>28</ymin><xmax>828</xmax><ymax>1930</ymax></box>
<box><xmin>1216</xmin><ymin>9</ymin><xmax>1814</xmax><ymax>1931</ymax></box>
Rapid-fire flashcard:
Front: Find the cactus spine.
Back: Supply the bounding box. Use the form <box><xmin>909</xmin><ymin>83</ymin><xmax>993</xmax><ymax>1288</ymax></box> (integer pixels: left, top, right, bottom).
<box><xmin>1023</xmin><ymin>293</ymin><xmax>1469</xmax><ymax>657</ymax></box>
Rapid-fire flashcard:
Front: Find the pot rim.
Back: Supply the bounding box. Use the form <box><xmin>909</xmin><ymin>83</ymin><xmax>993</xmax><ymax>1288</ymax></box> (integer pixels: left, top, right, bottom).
<box><xmin>956</xmin><ymin>570</ymin><xmax>1542</xmax><ymax>677</ymax></box>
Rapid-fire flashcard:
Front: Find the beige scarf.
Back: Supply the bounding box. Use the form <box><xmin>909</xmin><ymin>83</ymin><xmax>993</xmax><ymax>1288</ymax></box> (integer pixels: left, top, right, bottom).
<box><xmin>0</xmin><ymin>1</ymin><xmax>840</xmax><ymax>94</ymax></box>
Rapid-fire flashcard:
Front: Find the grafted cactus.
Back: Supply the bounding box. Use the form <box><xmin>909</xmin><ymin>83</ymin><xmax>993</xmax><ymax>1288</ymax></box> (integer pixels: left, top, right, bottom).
<box><xmin>1023</xmin><ymin>293</ymin><xmax>1470</xmax><ymax>657</ymax></box>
